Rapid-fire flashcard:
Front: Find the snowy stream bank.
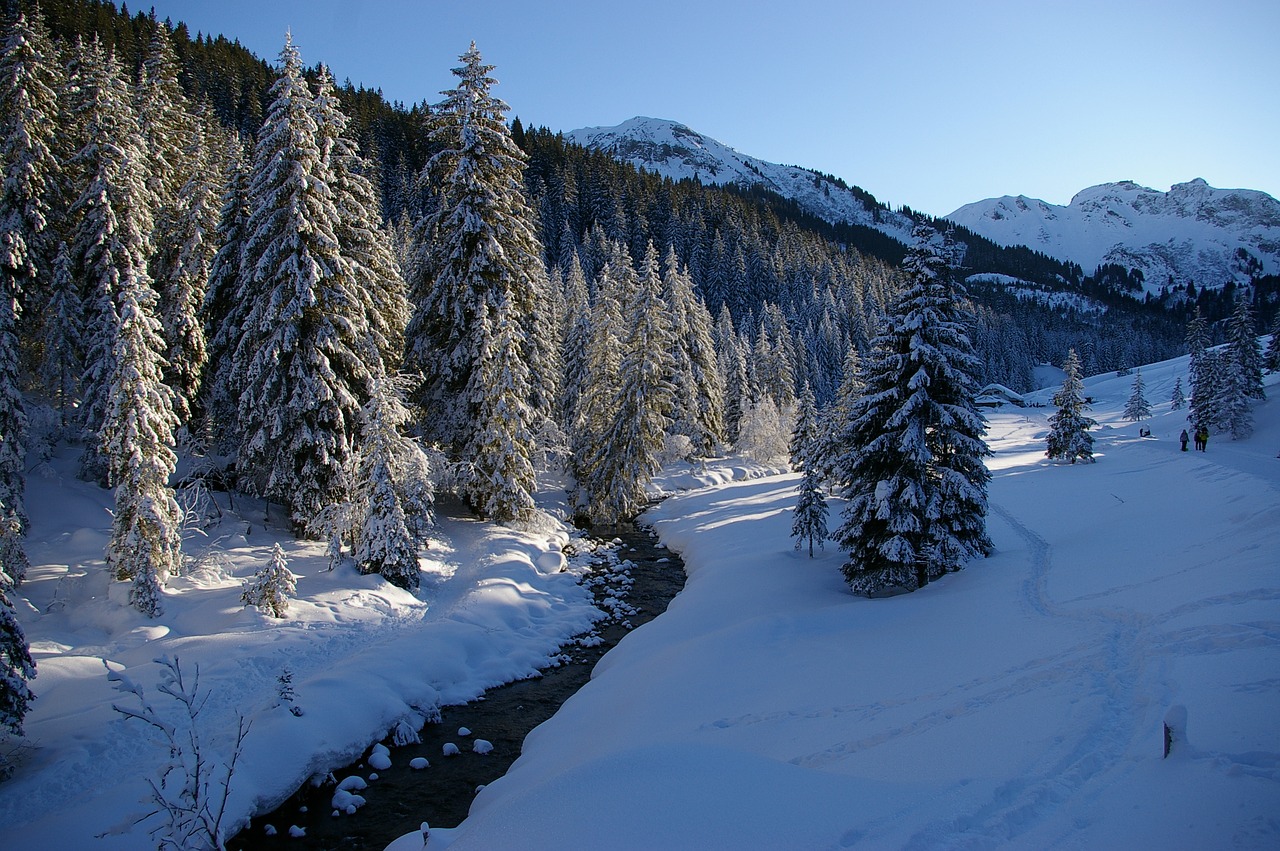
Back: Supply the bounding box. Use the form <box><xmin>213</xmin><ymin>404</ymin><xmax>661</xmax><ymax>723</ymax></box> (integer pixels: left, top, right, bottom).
<box><xmin>229</xmin><ymin>520</ymin><xmax>687</xmax><ymax>850</ymax></box>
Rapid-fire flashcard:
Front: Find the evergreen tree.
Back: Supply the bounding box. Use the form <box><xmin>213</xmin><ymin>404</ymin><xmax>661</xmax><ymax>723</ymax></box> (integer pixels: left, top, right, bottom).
<box><xmin>242</xmin><ymin>542</ymin><xmax>296</xmax><ymax>618</ymax></box>
<box><xmin>1185</xmin><ymin>306</ymin><xmax>1212</xmax><ymax>432</ymax></box>
<box><xmin>0</xmin><ymin>531</ymin><xmax>35</xmax><ymax>755</ymax></box>
<box><xmin>831</xmin><ymin>227</ymin><xmax>992</xmax><ymax>594</ymax></box>
<box><xmin>352</xmin><ymin>376</ymin><xmax>433</xmax><ymax>590</ymax></box>
<box><xmin>581</xmin><ymin>243</ymin><xmax>675</xmax><ymax>524</ymax></box>
<box><xmin>1218</xmin><ymin>294</ymin><xmax>1264</xmax><ymax>440</ymax></box>
<box><xmin>234</xmin><ymin>36</ymin><xmax>378</xmax><ymax>530</ymax></box>
<box><xmin>791</xmin><ymin>464</ymin><xmax>829</xmax><ymax>559</ymax></box>
<box><xmin>558</xmin><ymin>251</ymin><xmax>592</xmax><ymax>433</ymax></box>
<box><xmin>66</xmin><ymin>38</ymin><xmax>154</xmax><ymax>484</ymax></box>
<box><xmin>572</xmin><ymin>251</ymin><xmax>625</xmax><ymax>483</ymax></box>
<box><xmin>0</xmin><ymin>7</ymin><xmax>61</xmax><ymax>321</ymax></box>
<box><xmin>404</xmin><ymin>43</ymin><xmax>551</xmax><ymax>454</ymax></box>
<box><xmin>312</xmin><ymin>65</ymin><xmax>409</xmax><ymax>373</ymax></box>
<box><xmin>1170</xmin><ymin>375</ymin><xmax>1185</xmax><ymax>411</ymax></box>
<box><xmin>813</xmin><ymin>346</ymin><xmax>864</xmax><ymax>488</ymax></box>
<box><xmin>459</xmin><ymin>293</ymin><xmax>539</xmax><ymax>522</ymax></box>
<box><xmin>101</xmin><ymin>278</ymin><xmax>183</xmax><ymax>618</ymax></box>
<box><xmin>790</xmin><ymin>385</ymin><xmax>827</xmax><ymax>558</ymax></box>
<box><xmin>1045</xmin><ymin>348</ymin><xmax>1096</xmax><ymax>464</ymax></box>
<box><xmin>662</xmin><ymin>245</ymin><xmax>725</xmax><ymax>457</ymax></box>
<box><xmin>200</xmin><ymin>134</ymin><xmax>250</xmax><ymax>446</ymax></box>
<box><xmin>1123</xmin><ymin>369</ymin><xmax>1151</xmax><ymax>422</ymax></box>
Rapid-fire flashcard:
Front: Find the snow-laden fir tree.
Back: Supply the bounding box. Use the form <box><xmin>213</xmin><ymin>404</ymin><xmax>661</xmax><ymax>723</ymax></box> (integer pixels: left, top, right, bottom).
<box><xmin>101</xmin><ymin>276</ymin><xmax>183</xmax><ymax>618</ymax></box>
<box><xmin>234</xmin><ymin>35</ymin><xmax>381</xmax><ymax>530</ymax></box>
<box><xmin>790</xmin><ymin>385</ymin><xmax>827</xmax><ymax>557</ymax></box>
<box><xmin>558</xmin><ymin>251</ymin><xmax>592</xmax><ymax>432</ymax></box>
<box><xmin>1045</xmin><ymin>348</ymin><xmax>1096</xmax><ymax>464</ymax></box>
<box><xmin>64</xmin><ymin>38</ymin><xmax>155</xmax><ymax>485</ymax></box>
<box><xmin>571</xmin><ymin>244</ymin><xmax>626</xmax><ymax>484</ymax></box>
<box><xmin>580</xmin><ymin>242</ymin><xmax>675</xmax><ymax>525</ymax></box>
<box><xmin>352</xmin><ymin>376</ymin><xmax>433</xmax><ymax>589</ymax></box>
<box><xmin>458</xmin><ymin>293</ymin><xmax>539</xmax><ymax>522</ymax></box>
<box><xmin>1123</xmin><ymin>369</ymin><xmax>1151</xmax><ymax>422</ymax></box>
<box><xmin>1185</xmin><ymin>306</ymin><xmax>1212</xmax><ymax>432</ymax></box>
<box><xmin>1217</xmin><ymin>293</ymin><xmax>1265</xmax><ymax>440</ymax></box>
<box><xmin>830</xmin><ymin>226</ymin><xmax>992</xmax><ymax>594</ymax></box>
<box><xmin>812</xmin><ymin>346</ymin><xmax>864</xmax><ymax>488</ymax></box>
<box><xmin>200</xmin><ymin>134</ymin><xmax>250</xmax><ymax>447</ymax></box>
<box><xmin>0</xmin><ymin>7</ymin><xmax>60</xmax><ymax>319</ymax></box>
<box><xmin>713</xmin><ymin>304</ymin><xmax>749</xmax><ymax>445</ymax></box>
<box><xmin>242</xmin><ymin>542</ymin><xmax>296</xmax><ymax>618</ymax></box>
<box><xmin>404</xmin><ymin>42</ymin><xmax>552</xmax><ymax>455</ymax></box>
<box><xmin>662</xmin><ymin>245</ymin><xmax>725</xmax><ymax>458</ymax></box>
<box><xmin>312</xmin><ymin>65</ymin><xmax>409</xmax><ymax>374</ymax></box>
<box><xmin>0</xmin><ymin>519</ymin><xmax>35</xmax><ymax>760</ymax></box>
<box><xmin>1170</xmin><ymin>375</ymin><xmax>1185</xmax><ymax>411</ymax></box>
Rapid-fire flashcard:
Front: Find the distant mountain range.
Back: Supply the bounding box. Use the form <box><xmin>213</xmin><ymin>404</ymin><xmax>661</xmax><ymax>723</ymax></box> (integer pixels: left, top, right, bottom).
<box><xmin>567</xmin><ymin>118</ymin><xmax>1280</xmax><ymax>292</ymax></box>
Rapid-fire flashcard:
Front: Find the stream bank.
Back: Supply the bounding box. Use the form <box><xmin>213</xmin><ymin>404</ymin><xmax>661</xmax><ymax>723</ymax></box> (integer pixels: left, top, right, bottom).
<box><xmin>230</xmin><ymin>518</ymin><xmax>684</xmax><ymax>851</ymax></box>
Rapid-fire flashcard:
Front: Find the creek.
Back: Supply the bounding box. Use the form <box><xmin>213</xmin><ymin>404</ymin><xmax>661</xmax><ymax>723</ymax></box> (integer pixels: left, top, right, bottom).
<box><xmin>229</xmin><ymin>517</ymin><xmax>685</xmax><ymax>851</ymax></box>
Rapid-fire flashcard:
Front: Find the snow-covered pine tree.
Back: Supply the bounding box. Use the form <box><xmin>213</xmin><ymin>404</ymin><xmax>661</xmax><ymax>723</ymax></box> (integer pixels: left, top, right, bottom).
<box><xmin>790</xmin><ymin>383</ymin><xmax>828</xmax><ymax>557</ymax></box>
<box><xmin>311</xmin><ymin>65</ymin><xmax>409</xmax><ymax>374</ymax></box>
<box><xmin>235</xmin><ymin>35</ymin><xmax>380</xmax><ymax>530</ymax></box>
<box><xmin>812</xmin><ymin>346</ymin><xmax>864</xmax><ymax>489</ymax></box>
<box><xmin>242</xmin><ymin>542</ymin><xmax>296</xmax><ymax>618</ymax></box>
<box><xmin>352</xmin><ymin>376</ymin><xmax>433</xmax><ymax>589</ymax></box>
<box><xmin>200</xmin><ymin>134</ymin><xmax>250</xmax><ymax>447</ymax></box>
<box><xmin>581</xmin><ymin>242</ymin><xmax>675</xmax><ymax>525</ymax></box>
<box><xmin>1170</xmin><ymin>375</ymin><xmax>1185</xmax><ymax>411</ymax></box>
<box><xmin>404</xmin><ymin>42</ymin><xmax>552</xmax><ymax>455</ymax></box>
<box><xmin>791</xmin><ymin>463</ymin><xmax>829</xmax><ymax>559</ymax></box>
<box><xmin>0</xmin><ymin>530</ymin><xmax>35</xmax><ymax>758</ymax></box>
<box><xmin>1123</xmin><ymin>369</ymin><xmax>1151</xmax><ymax>422</ymax></box>
<box><xmin>0</xmin><ymin>7</ymin><xmax>61</xmax><ymax>319</ymax></box>
<box><xmin>0</xmin><ymin>9</ymin><xmax>61</xmax><ymax>581</ymax></box>
<box><xmin>1185</xmin><ymin>306</ymin><xmax>1212</xmax><ymax>432</ymax></box>
<box><xmin>713</xmin><ymin>304</ymin><xmax>748</xmax><ymax>445</ymax></box>
<box><xmin>830</xmin><ymin>226</ymin><xmax>992</xmax><ymax>594</ymax></box>
<box><xmin>65</xmin><ymin>38</ymin><xmax>155</xmax><ymax>484</ymax></box>
<box><xmin>458</xmin><ymin>292</ymin><xmax>539</xmax><ymax>523</ymax></box>
<box><xmin>1218</xmin><ymin>293</ymin><xmax>1264</xmax><ymax>440</ymax></box>
<box><xmin>101</xmin><ymin>275</ymin><xmax>183</xmax><ymax>618</ymax></box>
<box><xmin>1045</xmin><ymin>347</ymin><xmax>1097</xmax><ymax>464</ymax></box>
<box><xmin>558</xmin><ymin>251</ymin><xmax>592</xmax><ymax>433</ymax></box>
<box><xmin>662</xmin><ymin>245</ymin><xmax>725</xmax><ymax>458</ymax></box>
<box><xmin>571</xmin><ymin>244</ymin><xmax>627</xmax><ymax>486</ymax></box>
<box><xmin>39</xmin><ymin>242</ymin><xmax>81</xmax><ymax>430</ymax></box>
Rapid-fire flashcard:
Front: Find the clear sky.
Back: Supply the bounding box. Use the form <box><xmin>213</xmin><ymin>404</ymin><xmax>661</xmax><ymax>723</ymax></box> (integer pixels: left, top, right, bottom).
<box><xmin>141</xmin><ymin>0</ymin><xmax>1279</xmax><ymax>218</ymax></box>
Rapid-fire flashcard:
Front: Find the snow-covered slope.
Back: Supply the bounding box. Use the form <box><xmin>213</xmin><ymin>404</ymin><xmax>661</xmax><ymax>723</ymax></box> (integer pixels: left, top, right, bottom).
<box><xmin>948</xmin><ymin>179</ymin><xmax>1280</xmax><ymax>291</ymax></box>
<box><xmin>565</xmin><ymin>117</ymin><xmax>915</xmax><ymax>241</ymax></box>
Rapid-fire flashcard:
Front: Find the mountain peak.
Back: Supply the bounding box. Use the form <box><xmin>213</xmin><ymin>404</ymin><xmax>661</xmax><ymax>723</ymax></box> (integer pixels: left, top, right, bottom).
<box><xmin>564</xmin><ymin>116</ymin><xmax>915</xmax><ymax>240</ymax></box>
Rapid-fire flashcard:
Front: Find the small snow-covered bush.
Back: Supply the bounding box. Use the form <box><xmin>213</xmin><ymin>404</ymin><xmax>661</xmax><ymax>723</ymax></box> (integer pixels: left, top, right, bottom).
<box><xmin>241</xmin><ymin>543</ymin><xmax>296</xmax><ymax>618</ymax></box>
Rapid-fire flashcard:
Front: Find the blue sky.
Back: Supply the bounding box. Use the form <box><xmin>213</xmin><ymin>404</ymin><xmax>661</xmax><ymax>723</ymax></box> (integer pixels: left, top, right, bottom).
<box><xmin>143</xmin><ymin>0</ymin><xmax>1279</xmax><ymax>218</ymax></box>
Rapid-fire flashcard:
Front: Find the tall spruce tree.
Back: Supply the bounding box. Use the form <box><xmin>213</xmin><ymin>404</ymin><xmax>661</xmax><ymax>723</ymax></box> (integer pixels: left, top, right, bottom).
<box><xmin>66</xmin><ymin>39</ymin><xmax>155</xmax><ymax>484</ymax></box>
<box><xmin>1045</xmin><ymin>348</ymin><xmax>1096</xmax><ymax>464</ymax></box>
<box><xmin>404</xmin><ymin>43</ymin><xmax>551</xmax><ymax>458</ymax></box>
<box><xmin>1219</xmin><ymin>293</ymin><xmax>1264</xmax><ymax>439</ymax></box>
<box><xmin>0</xmin><ymin>528</ymin><xmax>35</xmax><ymax>759</ymax></box>
<box><xmin>234</xmin><ymin>35</ymin><xmax>379</xmax><ymax>530</ymax></box>
<box><xmin>101</xmin><ymin>277</ymin><xmax>183</xmax><ymax>617</ymax></box>
<box><xmin>830</xmin><ymin>227</ymin><xmax>992</xmax><ymax>594</ymax></box>
<box><xmin>662</xmin><ymin>245</ymin><xmax>725</xmax><ymax>458</ymax></box>
<box><xmin>581</xmin><ymin>242</ymin><xmax>675</xmax><ymax>524</ymax></box>
<box><xmin>790</xmin><ymin>385</ymin><xmax>827</xmax><ymax>558</ymax></box>
<box><xmin>1185</xmin><ymin>306</ymin><xmax>1212</xmax><ymax>432</ymax></box>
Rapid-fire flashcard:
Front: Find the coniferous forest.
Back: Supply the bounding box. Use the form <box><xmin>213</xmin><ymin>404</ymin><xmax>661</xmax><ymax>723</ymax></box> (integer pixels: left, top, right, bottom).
<box><xmin>1</xmin><ymin>0</ymin><xmax>1278</xmax><ymax>745</ymax></box>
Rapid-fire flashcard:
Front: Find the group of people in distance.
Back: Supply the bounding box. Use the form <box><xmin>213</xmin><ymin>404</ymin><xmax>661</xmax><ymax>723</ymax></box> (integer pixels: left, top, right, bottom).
<box><xmin>1179</xmin><ymin>426</ymin><xmax>1210</xmax><ymax>452</ymax></box>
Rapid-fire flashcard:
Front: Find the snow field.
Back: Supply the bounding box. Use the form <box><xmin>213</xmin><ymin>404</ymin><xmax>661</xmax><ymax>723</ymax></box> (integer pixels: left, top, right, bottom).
<box><xmin>410</xmin><ymin>350</ymin><xmax>1279</xmax><ymax>850</ymax></box>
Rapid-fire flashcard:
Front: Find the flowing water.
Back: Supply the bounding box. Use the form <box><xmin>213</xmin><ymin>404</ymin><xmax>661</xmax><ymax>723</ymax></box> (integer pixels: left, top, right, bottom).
<box><xmin>230</xmin><ymin>518</ymin><xmax>684</xmax><ymax>850</ymax></box>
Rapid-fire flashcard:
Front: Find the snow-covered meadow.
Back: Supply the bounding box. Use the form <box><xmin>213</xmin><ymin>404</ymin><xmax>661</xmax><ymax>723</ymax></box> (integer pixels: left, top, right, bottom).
<box><xmin>400</xmin><ymin>350</ymin><xmax>1280</xmax><ymax>849</ymax></box>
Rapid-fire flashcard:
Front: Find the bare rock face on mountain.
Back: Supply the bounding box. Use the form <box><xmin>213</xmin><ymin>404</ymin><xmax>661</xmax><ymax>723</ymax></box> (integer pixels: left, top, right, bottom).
<box><xmin>946</xmin><ymin>178</ymin><xmax>1280</xmax><ymax>292</ymax></box>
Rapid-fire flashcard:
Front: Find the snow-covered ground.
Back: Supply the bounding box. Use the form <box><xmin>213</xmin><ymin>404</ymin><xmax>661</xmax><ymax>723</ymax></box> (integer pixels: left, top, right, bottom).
<box><xmin>0</xmin><ymin>462</ymin><xmax>612</xmax><ymax>846</ymax></box>
<box><xmin>396</xmin><ymin>351</ymin><xmax>1280</xmax><ymax>849</ymax></box>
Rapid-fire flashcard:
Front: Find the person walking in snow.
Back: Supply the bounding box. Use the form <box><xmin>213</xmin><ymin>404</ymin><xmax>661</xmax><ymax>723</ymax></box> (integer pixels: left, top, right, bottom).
<box><xmin>1196</xmin><ymin>426</ymin><xmax>1209</xmax><ymax>451</ymax></box>
<box><xmin>1180</xmin><ymin>429</ymin><xmax>1189</xmax><ymax>452</ymax></box>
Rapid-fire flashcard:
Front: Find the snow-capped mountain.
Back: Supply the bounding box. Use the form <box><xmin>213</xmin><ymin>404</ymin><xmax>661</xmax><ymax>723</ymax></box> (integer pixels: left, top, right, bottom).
<box><xmin>565</xmin><ymin>117</ymin><xmax>915</xmax><ymax>241</ymax></box>
<box><xmin>947</xmin><ymin>179</ymin><xmax>1280</xmax><ymax>292</ymax></box>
